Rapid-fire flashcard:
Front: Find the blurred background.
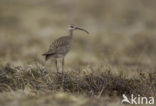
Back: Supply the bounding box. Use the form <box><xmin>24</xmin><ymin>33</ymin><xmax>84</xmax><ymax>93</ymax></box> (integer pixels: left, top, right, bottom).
<box><xmin>0</xmin><ymin>0</ymin><xmax>156</xmax><ymax>73</ymax></box>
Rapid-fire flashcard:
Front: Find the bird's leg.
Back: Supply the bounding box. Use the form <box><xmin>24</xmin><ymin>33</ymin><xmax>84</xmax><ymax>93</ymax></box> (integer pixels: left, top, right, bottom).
<box><xmin>55</xmin><ymin>58</ymin><xmax>58</xmax><ymax>73</ymax></box>
<box><xmin>62</xmin><ymin>57</ymin><xmax>64</xmax><ymax>74</ymax></box>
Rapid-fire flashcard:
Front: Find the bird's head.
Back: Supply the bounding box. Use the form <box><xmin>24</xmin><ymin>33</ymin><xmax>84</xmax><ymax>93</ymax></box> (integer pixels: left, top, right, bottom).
<box><xmin>68</xmin><ymin>25</ymin><xmax>89</xmax><ymax>34</ymax></box>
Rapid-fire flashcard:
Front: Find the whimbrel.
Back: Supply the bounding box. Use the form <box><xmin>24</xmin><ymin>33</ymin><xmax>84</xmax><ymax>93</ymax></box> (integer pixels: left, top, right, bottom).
<box><xmin>42</xmin><ymin>25</ymin><xmax>89</xmax><ymax>74</ymax></box>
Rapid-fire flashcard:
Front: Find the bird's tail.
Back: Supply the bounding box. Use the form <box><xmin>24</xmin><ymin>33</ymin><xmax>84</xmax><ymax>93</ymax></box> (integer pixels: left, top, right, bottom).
<box><xmin>42</xmin><ymin>54</ymin><xmax>51</xmax><ymax>61</ymax></box>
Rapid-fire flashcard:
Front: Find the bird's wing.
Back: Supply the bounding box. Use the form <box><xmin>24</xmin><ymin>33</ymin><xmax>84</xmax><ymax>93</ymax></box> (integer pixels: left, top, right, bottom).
<box><xmin>46</xmin><ymin>36</ymin><xmax>71</xmax><ymax>54</ymax></box>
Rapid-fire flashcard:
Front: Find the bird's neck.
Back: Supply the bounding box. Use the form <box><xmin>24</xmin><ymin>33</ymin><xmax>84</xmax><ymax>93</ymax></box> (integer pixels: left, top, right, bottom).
<box><xmin>69</xmin><ymin>30</ymin><xmax>73</xmax><ymax>38</ymax></box>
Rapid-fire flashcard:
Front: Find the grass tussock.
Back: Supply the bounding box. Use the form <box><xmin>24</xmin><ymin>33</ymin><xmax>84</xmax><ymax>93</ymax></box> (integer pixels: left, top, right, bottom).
<box><xmin>0</xmin><ymin>64</ymin><xmax>155</xmax><ymax>98</ymax></box>
<box><xmin>0</xmin><ymin>0</ymin><xmax>156</xmax><ymax>105</ymax></box>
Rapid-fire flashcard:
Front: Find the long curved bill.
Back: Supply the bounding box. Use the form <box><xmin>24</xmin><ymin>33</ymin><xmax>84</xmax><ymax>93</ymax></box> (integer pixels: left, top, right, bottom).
<box><xmin>75</xmin><ymin>27</ymin><xmax>89</xmax><ymax>34</ymax></box>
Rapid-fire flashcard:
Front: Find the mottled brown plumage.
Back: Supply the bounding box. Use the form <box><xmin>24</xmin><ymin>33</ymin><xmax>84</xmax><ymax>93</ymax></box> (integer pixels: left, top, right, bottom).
<box><xmin>43</xmin><ymin>36</ymin><xmax>72</xmax><ymax>60</ymax></box>
<box><xmin>43</xmin><ymin>25</ymin><xmax>89</xmax><ymax>74</ymax></box>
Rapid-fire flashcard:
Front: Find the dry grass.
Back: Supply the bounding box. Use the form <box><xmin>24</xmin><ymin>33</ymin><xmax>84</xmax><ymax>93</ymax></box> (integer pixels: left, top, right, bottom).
<box><xmin>0</xmin><ymin>64</ymin><xmax>155</xmax><ymax>106</ymax></box>
<box><xmin>0</xmin><ymin>0</ymin><xmax>156</xmax><ymax>106</ymax></box>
